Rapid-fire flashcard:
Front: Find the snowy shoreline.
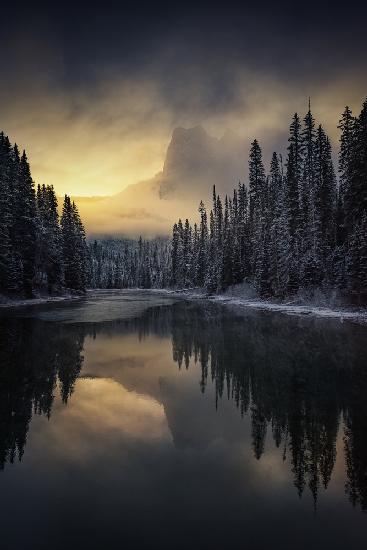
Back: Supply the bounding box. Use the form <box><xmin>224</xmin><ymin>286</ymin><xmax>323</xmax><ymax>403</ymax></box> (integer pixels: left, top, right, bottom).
<box><xmin>2</xmin><ymin>288</ymin><xmax>367</xmax><ymax>325</ymax></box>
<box><xmin>148</xmin><ymin>288</ymin><xmax>367</xmax><ymax>325</ymax></box>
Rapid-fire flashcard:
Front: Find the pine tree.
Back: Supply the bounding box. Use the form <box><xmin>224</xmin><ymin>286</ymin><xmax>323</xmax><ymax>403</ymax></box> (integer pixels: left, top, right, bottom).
<box><xmin>192</xmin><ymin>223</ymin><xmax>199</xmax><ymax>286</ymax></box>
<box><xmin>248</xmin><ymin>140</ymin><xmax>266</xmax><ymax>279</ymax></box>
<box><xmin>338</xmin><ymin>106</ymin><xmax>355</xmax><ymax>237</ymax></box>
<box><xmin>196</xmin><ymin>201</ymin><xmax>208</xmax><ymax>287</ymax></box>
<box><xmin>182</xmin><ymin>219</ymin><xmax>192</xmax><ymax>287</ymax></box>
<box><xmin>36</xmin><ymin>185</ymin><xmax>64</xmax><ymax>292</ymax></box>
<box><xmin>205</xmin><ymin>210</ymin><xmax>217</xmax><ymax>293</ymax></box>
<box><xmin>171</xmin><ymin>223</ymin><xmax>180</xmax><ymax>287</ymax></box>
<box><xmin>7</xmin><ymin>144</ymin><xmax>23</xmax><ymax>292</ymax></box>
<box><xmin>0</xmin><ymin>133</ymin><xmax>13</xmax><ymax>291</ymax></box>
<box><xmin>222</xmin><ymin>196</ymin><xmax>233</xmax><ymax>289</ymax></box>
<box><xmin>268</xmin><ymin>153</ymin><xmax>290</xmax><ymax>296</ymax></box>
<box><xmin>268</xmin><ymin>152</ymin><xmax>282</xmax><ymax>216</ymax></box>
<box><xmin>313</xmin><ymin>126</ymin><xmax>337</xmax><ymax>284</ymax></box>
<box><xmin>285</xmin><ymin>144</ymin><xmax>300</xmax><ymax>293</ymax></box>
<box><xmin>72</xmin><ymin>201</ymin><xmax>87</xmax><ymax>290</ymax></box>
<box><xmin>288</xmin><ymin>114</ymin><xmax>304</xmax><ymax>232</ymax></box>
<box><xmin>61</xmin><ymin>196</ymin><xmax>87</xmax><ymax>291</ymax></box>
<box><xmin>349</xmin><ymin>99</ymin><xmax>367</xmax><ymax>226</ymax></box>
<box><xmin>346</xmin><ymin>214</ymin><xmax>367</xmax><ymax>302</ymax></box>
<box><xmin>248</xmin><ymin>139</ymin><xmax>266</xmax><ymax>226</ymax></box>
<box><xmin>237</xmin><ymin>182</ymin><xmax>250</xmax><ymax>280</ymax></box>
<box><xmin>231</xmin><ymin>187</ymin><xmax>242</xmax><ymax>285</ymax></box>
<box><xmin>301</xmin><ymin>105</ymin><xmax>316</xmax><ymax>226</ymax></box>
<box><xmin>13</xmin><ymin>151</ymin><xmax>37</xmax><ymax>297</ymax></box>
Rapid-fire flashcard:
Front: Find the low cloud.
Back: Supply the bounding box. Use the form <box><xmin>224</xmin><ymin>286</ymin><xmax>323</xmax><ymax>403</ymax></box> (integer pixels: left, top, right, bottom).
<box><xmin>1</xmin><ymin>33</ymin><xmax>366</xmax><ymax>236</ymax></box>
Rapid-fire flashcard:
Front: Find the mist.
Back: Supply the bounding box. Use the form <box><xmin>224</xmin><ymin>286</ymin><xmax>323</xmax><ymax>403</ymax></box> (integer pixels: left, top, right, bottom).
<box><xmin>1</xmin><ymin>5</ymin><xmax>367</xmax><ymax>236</ymax></box>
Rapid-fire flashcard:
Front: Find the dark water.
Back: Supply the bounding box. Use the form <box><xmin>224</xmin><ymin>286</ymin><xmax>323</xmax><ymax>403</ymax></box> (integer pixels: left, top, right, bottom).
<box><xmin>0</xmin><ymin>291</ymin><xmax>366</xmax><ymax>550</ymax></box>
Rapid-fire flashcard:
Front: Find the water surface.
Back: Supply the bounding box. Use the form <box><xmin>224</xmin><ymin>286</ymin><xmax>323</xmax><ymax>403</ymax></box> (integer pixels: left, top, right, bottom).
<box><xmin>0</xmin><ymin>290</ymin><xmax>366</xmax><ymax>549</ymax></box>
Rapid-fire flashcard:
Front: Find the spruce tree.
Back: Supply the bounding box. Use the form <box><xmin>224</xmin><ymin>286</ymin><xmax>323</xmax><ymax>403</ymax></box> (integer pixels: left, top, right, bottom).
<box><xmin>196</xmin><ymin>201</ymin><xmax>208</xmax><ymax>287</ymax></box>
<box><xmin>205</xmin><ymin>210</ymin><xmax>217</xmax><ymax>293</ymax></box>
<box><xmin>268</xmin><ymin>153</ymin><xmax>289</xmax><ymax>296</ymax></box>
<box><xmin>313</xmin><ymin>126</ymin><xmax>337</xmax><ymax>284</ymax></box>
<box><xmin>248</xmin><ymin>139</ymin><xmax>266</xmax><ymax>226</ymax></box>
<box><xmin>171</xmin><ymin>223</ymin><xmax>179</xmax><ymax>286</ymax></box>
<box><xmin>0</xmin><ymin>134</ymin><xmax>12</xmax><ymax>291</ymax></box>
<box><xmin>285</xmin><ymin>144</ymin><xmax>300</xmax><ymax>293</ymax></box>
<box><xmin>350</xmin><ymin>99</ymin><xmax>367</xmax><ymax>225</ymax></box>
<box><xmin>61</xmin><ymin>196</ymin><xmax>87</xmax><ymax>291</ymax></box>
<box><xmin>347</xmin><ymin>214</ymin><xmax>367</xmax><ymax>302</ymax></box>
<box><xmin>72</xmin><ymin>201</ymin><xmax>87</xmax><ymax>290</ymax></box>
<box><xmin>338</xmin><ymin>106</ymin><xmax>355</xmax><ymax>236</ymax></box>
<box><xmin>13</xmin><ymin>151</ymin><xmax>37</xmax><ymax>297</ymax></box>
<box><xmin>222</xmin><ymin>196</ymin><xmax>233</xmax><ymax>289</ymax></box>
<box><xmin>248</xmin><ymin>140</ymin><xmax>266</xmax><ymax>278</ymax></box>
<box><xmin>288</xmin><ymin>114</ymin><xmax>304</xmax><ymax>232</ymax></box>
<box><xmin>183</xmin><ymin>219</ymin><xmax>192</xmax><ymax>287</ymax></box>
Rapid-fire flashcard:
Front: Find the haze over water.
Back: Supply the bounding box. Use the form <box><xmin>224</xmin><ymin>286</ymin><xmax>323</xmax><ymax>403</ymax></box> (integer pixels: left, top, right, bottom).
<box><xmin>0</xmin><ymin>291</ymin><xmax>366</xmax><ymax>549</ymax></box>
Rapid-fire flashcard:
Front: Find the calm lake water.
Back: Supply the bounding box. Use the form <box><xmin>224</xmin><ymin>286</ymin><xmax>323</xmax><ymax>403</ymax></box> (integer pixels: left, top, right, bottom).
<box><xmin>0</xmin><ymin>290</ymin><xmax>366</xmax><ymax>550</ymax></box>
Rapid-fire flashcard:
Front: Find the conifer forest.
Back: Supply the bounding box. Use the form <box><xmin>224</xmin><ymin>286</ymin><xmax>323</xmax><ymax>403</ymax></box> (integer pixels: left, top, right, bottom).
<box><xmin>0</xmin><ymin>133</ymin><xmax>87</xmax><ymax>297</ymax></box>
<box><xmin>89</xmin><ymin>98</ymin><xmax>367</xmax><ymax>304</ymax></box>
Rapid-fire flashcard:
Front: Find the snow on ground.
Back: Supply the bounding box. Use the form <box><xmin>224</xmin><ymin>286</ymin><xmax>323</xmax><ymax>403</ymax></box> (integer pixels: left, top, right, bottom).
<box><xmin>2</xmin><ymin>287</ymin><xmax>367</xmax><ymax>325</ymax></box>
<box><xmin>150</xmin><ymin>288</ymin><xmax>367</xmax><ymax>325</ymax></box>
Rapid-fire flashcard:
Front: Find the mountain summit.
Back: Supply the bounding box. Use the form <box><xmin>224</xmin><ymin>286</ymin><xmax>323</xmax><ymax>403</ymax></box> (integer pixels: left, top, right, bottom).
<box><xmin>77</xmin><ymin>126</ymin><xmax>247</xmax><ymax>236</ymax></box>
<box><xmin>159</xmin><ymin>126</ymin><xmax>245</xmax><ymax>199</ymax></box>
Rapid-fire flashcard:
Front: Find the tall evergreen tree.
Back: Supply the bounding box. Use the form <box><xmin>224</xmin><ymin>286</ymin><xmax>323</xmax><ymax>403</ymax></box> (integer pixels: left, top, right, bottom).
<box><xmin>248</xmin><ymin>139</ymin><xmax>266</xmax><ymax>226</ymax></box>
<box><xmin>61</xmin><ymin>196</ymin><xmax>87</xmax><ymax>291</ymax></box>
<box><xmin>313</xmin><ymin>126</ymin><xmax>337</xmax><ymax>284</ymax></box>
<box><xmin>285</xmin><ymin>143</ymin><xmax>300</xmax><ymax>293</ymax></box>
<box><xmin>248</xmin><ymin>140</ymin><xmax>266</xmax><ymax>278</ymax></box>
<box><xmin>349</xmin><ymin>99</ymin><xmax>367</xmax><ymax>225</ymax></box>
<box><xmin>36</xmin><ymin>184</ymin><xmax>64</xmax><ymax>292</ymax></box>
<box><xmin>196</xmin><ymin>201</ymin><xmax>208</xmax><ymax>287</ymax></box>
<box><xmin>0</xmin><ymin>133</ymin><xmax>13</xmax><ymax>290</ymax></box>
<box><xmin>338</xmin><ymin>106</ymin><xmax>355</xmax><ymax>235</ymax></box>
<box><xmin>13</xmin><ymin>151</ymin><xmax>37</xmax><ymax>297</ymax></box>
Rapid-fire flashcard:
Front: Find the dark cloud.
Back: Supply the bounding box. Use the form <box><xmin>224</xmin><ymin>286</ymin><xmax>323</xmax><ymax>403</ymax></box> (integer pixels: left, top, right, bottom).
<box><xmin>0</xmin><ymin>2</ymin><xmax>366</xmax><ymax>203</ymax></box>
<box><xmin>2</xmin><ymin>3</ymin><xmax>366</xmax><ymax>93</ymax></box>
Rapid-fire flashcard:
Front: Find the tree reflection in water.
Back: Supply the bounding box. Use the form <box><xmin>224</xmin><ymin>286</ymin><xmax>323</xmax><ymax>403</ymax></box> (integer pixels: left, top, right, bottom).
<box><xmin>0</xmin><ymin>301</ymin><xmax>366</xmax><ymax>512</ymax></box>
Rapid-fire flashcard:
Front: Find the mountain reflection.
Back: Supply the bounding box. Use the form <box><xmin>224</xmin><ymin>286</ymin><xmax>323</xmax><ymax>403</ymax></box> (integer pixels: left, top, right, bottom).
<box><xmin>0</xmin><ymin>301</ymin><xmax>366</xmax><ymax>513</ymax></box>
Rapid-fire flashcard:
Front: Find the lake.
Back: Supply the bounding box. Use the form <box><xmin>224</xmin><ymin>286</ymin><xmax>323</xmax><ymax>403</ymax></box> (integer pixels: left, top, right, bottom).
<box><xmin>0</xmin><ymin>290</ymin><xmax>366</xmax><ymax>549</ymax></box>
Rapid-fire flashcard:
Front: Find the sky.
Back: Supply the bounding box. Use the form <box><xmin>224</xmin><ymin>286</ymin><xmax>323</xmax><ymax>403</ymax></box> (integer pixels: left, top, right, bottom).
<box><xmin>1</xmin><ymin>2</ymin><xmax>367</xmax><ymax>198</ymax></box>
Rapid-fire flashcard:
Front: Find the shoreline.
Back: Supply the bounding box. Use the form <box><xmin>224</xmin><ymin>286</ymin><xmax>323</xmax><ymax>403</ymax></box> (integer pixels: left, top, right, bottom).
<box><xmin>2</xmin><ymin>287</ymin><xmax>367</xmax><ymax>325</ymax></box>
<box><xmin>0</xmin><ymin>293</ymin><xmax>84</xmax><ymax>309</ymax></box>
<box><xmin>147</xmin><ymin>288</ymin><xmax>367</xmax><ymax>325</ymax></box>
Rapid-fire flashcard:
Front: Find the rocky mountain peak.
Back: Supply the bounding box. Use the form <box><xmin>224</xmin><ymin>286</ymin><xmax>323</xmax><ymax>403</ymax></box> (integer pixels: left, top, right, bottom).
<box><xmin>160</xmin><ymin>126</ymin><xmax>245</xmax><ymax>198</ymax></box>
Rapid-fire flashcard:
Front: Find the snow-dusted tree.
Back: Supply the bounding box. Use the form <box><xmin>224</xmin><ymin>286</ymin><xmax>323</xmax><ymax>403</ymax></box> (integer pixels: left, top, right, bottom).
<box><xmin>61</xmin><ymin>195</ymin><xmax>87</xmax><ymax>291</ymax></box>
<box><xmin>347</xmin><ymin>214</ymin><xmax>367</xmax><ymax>301</ymax></box>
<box><xmin>313</xmin><ymin>126</ymin><xmax>337</xmax><ymax>285</ymax></box>
<box><xmin>13</xmin><ymin>151</ymin><xmax>37</xmax><ymax>297</ymax></box>
<box><xmin>248</xmin><ymin>140</ymin><xmax>266</xmax><ymax>279</ymax></box>
<box><xmin>0</xmin><ymin>133</ymin><xmax>13</xmax><ymax>291</ymax></box>
<box><xmin>195</xmin><ymin>201</ymin><xmax>208</xmax><ymax>287</ymax></box>
<box><xmin>36</xmin><ymin>184</ymin><xmax>64</xmax><ymax>292</ymax></box>
<box><xmin>338</xmin><ymin>106</ymin><xmax>355</xmax><ymax>237</ymax></box>
<box><xmin>268</xmin><ymin>153</ymin><xmax>290</xmax><ymax>296</ymax></box>
<box><xmin>0</xmin><ymin>130</ymin><xmax>87</xmax><ymax>298</ymax></box>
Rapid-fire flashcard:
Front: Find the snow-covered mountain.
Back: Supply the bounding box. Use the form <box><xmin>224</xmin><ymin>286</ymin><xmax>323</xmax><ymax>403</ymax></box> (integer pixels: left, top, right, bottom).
<box><xmin>76</xmin><ymin>126</ymin><xmax>246</xmax><ymax>237</ymax></box>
